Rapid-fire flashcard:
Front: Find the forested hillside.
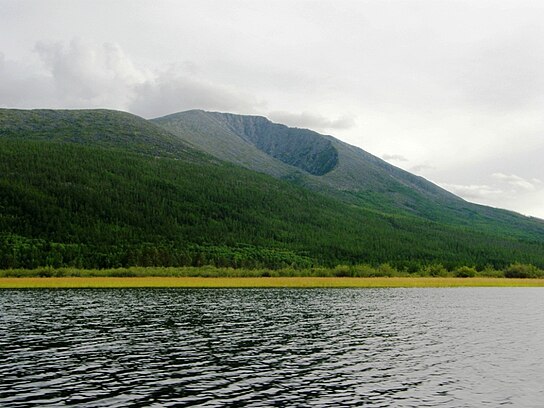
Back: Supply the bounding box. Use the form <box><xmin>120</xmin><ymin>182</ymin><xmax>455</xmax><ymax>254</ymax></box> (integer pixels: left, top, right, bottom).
<box><xmin>0</xmin><ymin>108</ymin><xmax>198</xmax><ymax>160</ymax></box>
<box><xmin>2</xmin><ymin>109</ymin><xmax>544</xmax><ymax>270</ymax></box>
<box><xmin>154</xmin><ymin>110</ymin><xmax>544</xmax><ymax>241</ymax></box>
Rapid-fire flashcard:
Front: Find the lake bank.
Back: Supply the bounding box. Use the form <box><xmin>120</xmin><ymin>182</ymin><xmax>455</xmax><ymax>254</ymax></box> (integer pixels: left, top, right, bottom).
<box><xmin>2</xmin><ymin>276</ymin><xmax>544</xmax><ymax>288</ymax></box>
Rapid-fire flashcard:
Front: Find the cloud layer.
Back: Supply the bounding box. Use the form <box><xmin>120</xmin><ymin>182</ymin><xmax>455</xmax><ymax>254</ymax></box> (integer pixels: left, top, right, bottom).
<box><xmin>0</xmin><ymin>39</ymin><xmax>260</xmax><ymax>119</ymax></box>
<box><xmin>34</xmin><ymin>40</ymin><xmax>147</xmax><ymax>108</ymax></box>
<box><xmin>441</xmin><ymin>173</ymin><xmax>544</xmax><ymax>217</ymax></box>
<box><xmin>268</xmin><ymin>111</ymin><xmax>355</xmax><ymax>131</ymax></box>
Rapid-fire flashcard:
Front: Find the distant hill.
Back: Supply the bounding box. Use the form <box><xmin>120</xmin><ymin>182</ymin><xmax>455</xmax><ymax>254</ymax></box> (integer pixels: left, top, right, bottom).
<box><xmin>153</xmin><ymin>110</ymin><xmax>544</xmax><ymax>240</ymax></box>
<box><xmin>1</xmin><ymin>108</ymin><xmax>544</xmax><ymax>270</ymax></box>
<box><xmin>0</xmin><ymin>108</ymin><xmax>198</xmax><ymax>160</ymax></box>
<box><xmin>153</xmin><ymin>110</ymin><xmax>455</xmax><ymax>196</ymax></box>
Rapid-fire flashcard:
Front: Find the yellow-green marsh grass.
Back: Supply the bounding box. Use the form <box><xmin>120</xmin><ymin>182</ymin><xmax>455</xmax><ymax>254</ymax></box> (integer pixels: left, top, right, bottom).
<box><xmin>2</xmin><ymin>276</ymin><xmax>544</xmax><ymax>288</ymax></box>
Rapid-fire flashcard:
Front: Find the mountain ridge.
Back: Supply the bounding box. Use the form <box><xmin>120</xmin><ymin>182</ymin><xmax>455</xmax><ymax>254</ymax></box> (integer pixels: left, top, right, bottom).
<box><xmin>153</xmin><ymin>109</ymin><xmax>459</xmax><ymax>198</ymax></box>
<box><xmin>153</xmin><ymin>110</ymin><xmax>544</xmax><ymax>239</ymax></box>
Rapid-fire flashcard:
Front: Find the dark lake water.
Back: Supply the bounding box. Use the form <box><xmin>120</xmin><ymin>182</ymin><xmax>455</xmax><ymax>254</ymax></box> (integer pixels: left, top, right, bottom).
<box><xmin>1</xmin><ymin>288</ymin><xmax>543</xmax><ymax>407</ymax></box>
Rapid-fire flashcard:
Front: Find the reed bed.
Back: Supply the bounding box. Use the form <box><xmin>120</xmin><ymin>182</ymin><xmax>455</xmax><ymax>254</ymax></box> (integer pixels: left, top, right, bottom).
<box><xmin>2</xmin><ymin>276</ymin><xmax>544</xmax><ymax>288</ymax></box>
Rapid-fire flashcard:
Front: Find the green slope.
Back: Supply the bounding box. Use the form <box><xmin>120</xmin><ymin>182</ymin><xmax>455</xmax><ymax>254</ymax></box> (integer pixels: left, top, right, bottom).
<box><xmin>1</xmin><ymin>108</ymin><xmax>544</xmax><ymax>270</ymax></box>
<box><xmin>153</xmin><ymin>110</ymin><xmax>544</xmax><ymax>241</ymax></box>
<box><xmin>153</xmin><ymin>109</ymin><xmax>300</xmax><ymax>177</ymax></box>
<box><xmin>0</xmin><ymin>108</ymin><xmax>198</xmax><ymax>160</ymax></box>
<box><xmin>152</xmin><ymin>110</ymin><xmax>454</xmax><ymax>197</ymax></box>
<box><xmin>2</xmin><ymin>138</ymin><xmax>544</xmax><ymax>270</ymax></box>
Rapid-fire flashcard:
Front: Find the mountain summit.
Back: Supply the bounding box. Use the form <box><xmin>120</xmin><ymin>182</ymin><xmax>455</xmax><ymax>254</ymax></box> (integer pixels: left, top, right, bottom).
<box><xmin>153</xmin><ymin>110</ymin><xmax>453</xmax><ymax>199</ymax></box>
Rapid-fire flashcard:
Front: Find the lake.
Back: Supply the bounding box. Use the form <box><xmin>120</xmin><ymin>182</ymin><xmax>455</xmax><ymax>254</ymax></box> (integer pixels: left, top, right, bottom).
<box><xmin>1</xmin><ymin>288</ymin><xmax>543</xmax><ymax>407</ymax></box>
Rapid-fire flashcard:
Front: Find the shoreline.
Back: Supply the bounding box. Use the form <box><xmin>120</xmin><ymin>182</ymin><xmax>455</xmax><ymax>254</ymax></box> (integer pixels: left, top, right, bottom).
<box><xmin>2</xmin><ymin>276</ymin><xmax>544</xmax><ymax>288</ymax></box>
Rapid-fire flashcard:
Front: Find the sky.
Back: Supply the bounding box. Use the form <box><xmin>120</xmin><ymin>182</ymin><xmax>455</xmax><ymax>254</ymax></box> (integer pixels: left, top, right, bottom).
<box><xmin>1</xmin><ymin>0</ymin><xmax>544</xmax><ymax>218</ymax></box>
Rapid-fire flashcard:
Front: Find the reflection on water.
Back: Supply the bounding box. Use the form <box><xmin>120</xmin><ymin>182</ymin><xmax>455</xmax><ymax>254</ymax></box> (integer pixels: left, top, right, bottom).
<box><xmin>1</xmin><ymin>288</ymin><xmax>543</xmax><ymax>407</ymax></box>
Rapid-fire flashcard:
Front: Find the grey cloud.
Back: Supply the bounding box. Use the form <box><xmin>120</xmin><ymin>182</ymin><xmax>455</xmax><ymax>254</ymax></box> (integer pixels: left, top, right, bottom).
<box><xmin>440</xmin><ymin>172</ymin><xmax>544</xmax><ymax>218</ymax></box>
<box><xmin>130</xmin><ymin>70</ymin><xmax>261</xmax><ymax>119</ymax></box>
<box><xmin>1</xmin><ymin>40</ymin><xmax>259</xmax><ymax>118</ymax></box>
<box><xmin>33</xmin><ymin>39</ymin><xmax>146</xmax><ymax>108</ymax></box>
<box><xmin>0</xmin><ymin>52</ymin><xmax>55</xmax><ymax>108</ymax></box>
<box><xmin>441</xmin><ymin>183</ymin><xmax>504</xmax><ymax>201</ymax></box>
<box><xmin>409</xmin><ymin>164</ymin><xmax>435</xmax><ymax>173</ymax></box>
<box><xmin>268</xmin><ymin>111</ymin><xmax>355</xmax><ymax>131</ymax></box>
<box><xmin>492</xmin><ymin>173</ymin><xmax>542</xmax><ymax>191</ymax></box>
<box><xmin>382</xmin><ymin>154</ymin><xmax>408</xmax><ymax>162</ymax></box>
<box><xmin>456</xmin><ymin>29</ymin><xmax>544</xmax><ymax>111</ymax></box>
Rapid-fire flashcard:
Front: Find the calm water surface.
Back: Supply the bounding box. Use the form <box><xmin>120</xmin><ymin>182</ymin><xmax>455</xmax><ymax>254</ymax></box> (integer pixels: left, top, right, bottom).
<box><xmin>1</xmin><ymin>288</ymin><xmax>543</xmax><ymax>407</ymax></box>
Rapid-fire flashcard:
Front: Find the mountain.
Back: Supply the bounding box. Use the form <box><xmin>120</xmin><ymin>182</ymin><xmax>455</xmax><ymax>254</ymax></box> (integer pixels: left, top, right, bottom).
<box><xmin>1</xmin><ymin>108</ymin><xmax>544</xmax><ymax>270</ymax></box>
<box><xmin>0</xmin><ymin>108</ymin><xmax>198</xmax><ymax>160</ymax></box>
<box><xmin>153</xmin><ymin>110</ymin><xmax>455</xmax><ymax>195</ymax></box>
<box><xmin>153</xmin><ymin>110</ymin><xmax>544</xmax><ymax>240</ymax></box>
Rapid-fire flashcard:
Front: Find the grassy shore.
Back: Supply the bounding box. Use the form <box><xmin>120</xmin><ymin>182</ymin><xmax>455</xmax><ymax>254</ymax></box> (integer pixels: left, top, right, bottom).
<box><xmin>2</xmin><ymin>265</ymin><xmax>544</xmax><ymax>288</ymax></box>
<box><xmin>2</xmin><ymin>276</ymin><xmax>544</xmax><ymax>288</ymax></box>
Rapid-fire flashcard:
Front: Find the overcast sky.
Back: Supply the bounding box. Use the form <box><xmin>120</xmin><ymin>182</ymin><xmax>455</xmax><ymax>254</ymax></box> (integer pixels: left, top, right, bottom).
<box><xmin>2</xmin><ymin>0</ymin><xmax>544</xmax><ymax>218</ymax></box>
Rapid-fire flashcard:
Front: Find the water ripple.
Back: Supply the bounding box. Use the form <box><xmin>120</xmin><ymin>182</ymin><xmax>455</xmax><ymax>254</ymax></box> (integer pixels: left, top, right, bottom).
<box><xmin>1</xmin><ymin>288</ymin><xmax>544</xmax><ymax>406</ymax></box>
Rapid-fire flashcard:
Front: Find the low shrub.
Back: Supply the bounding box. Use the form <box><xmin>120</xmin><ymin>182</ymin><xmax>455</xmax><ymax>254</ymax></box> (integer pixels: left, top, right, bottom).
<box><xmin>333</xmin><ymin>265</ymin><xmax>352</xmax><ymax>277</ymax></box>
<box><xmin>376</xmin><ymin>263</ymin><xmax>398</xmax><ymax>277</ymax></box>
<box><xmin>422</xmin><ymin>264</ymin><xmax>448</xmax><ymax>277</ymax></box>
<box><xmin>478</xmin><ymin>266</ymin><xmax>504</xmax><ymax>278</ymax></box>
<box><xmin>454</xmin><ymin>266</ymin><xmax>477</xmax><ymax>278</ymax></box>
<box><xmin>503</xmin><ymin>263</ymin><xmax>541</xmax><ymax>279</ymax></box>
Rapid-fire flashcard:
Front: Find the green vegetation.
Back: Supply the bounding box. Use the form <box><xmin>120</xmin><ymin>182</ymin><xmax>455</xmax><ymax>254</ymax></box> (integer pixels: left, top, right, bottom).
<box><xmin>3</xmin><ymin>138</ymin><xmax>544</xmax><ymax>270</ymax></box>
<box><xmin>2</xmin><ymin>263</ymin><xmax>543</xmax><ymax>279</ymax></box>
<box><xmin>0</xmin><ymin>108</ymin><xmax>197</xmax><ymax>160</ymax></box>
<box><xmin>155</xmin><ymin>110</ymin><xmax>544</xmax><ymax>242</ymax></box>
<box><xmin>2</xmin><ymin>108</ymin><xmax>544</xmax><ymax>271</ymax></box>
<box><xmin>503</xmin><ymin>263</ymin><xmax>543</xmax><ymax>279</ymax></box>
<box><xmin>2</xmin><ymin>276</ymin><xmax>544</xmax><ymax>289</ymax></box>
